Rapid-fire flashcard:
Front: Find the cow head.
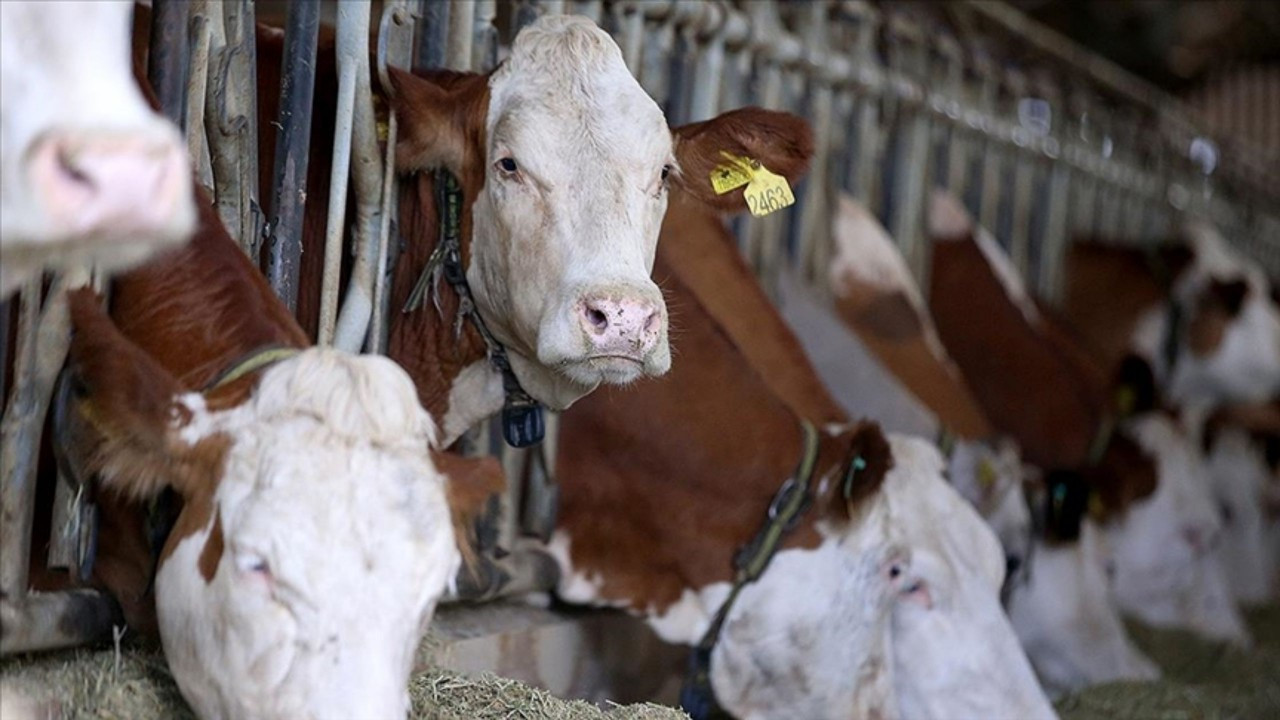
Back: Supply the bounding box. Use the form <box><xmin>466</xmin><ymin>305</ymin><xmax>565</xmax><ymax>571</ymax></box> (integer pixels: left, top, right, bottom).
<box><xmin>1005</xmin><ymin>521</ymin><xmax>1160</xmax><ymax>696</ymax></box>
<box><xmin>66</xmin><ymin>291</ymin><xmax>457</xmax><ymax>720</ymax></box>
<box><xmin>710</xmin><ymin>436</ymin><xmax>1054</xmax><ymax>720</ymax></box>
<box><xmin>390</xmin><ymin>15</ymin><xmax>811</xmax><ymax>409</ymax></box>
<box><xmin>0</xmin><ymin>0</ymin><xmax>193</xmax><ymax>297</ymax></box>
<box><xmin>1104</xmin><ymin>413</ymin><xmax>1251</xmax><ymax>645</ymax></box>
<box><xmin>1136</xmin><ymin>221</ymin><xmax>1280</xmax><ymax>405</ymax></box>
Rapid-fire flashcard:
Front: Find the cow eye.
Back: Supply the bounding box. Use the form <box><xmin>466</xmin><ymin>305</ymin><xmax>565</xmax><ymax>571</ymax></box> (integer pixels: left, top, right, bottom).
<box><xmin>235</xmin><ymin>552</ymin><xmax>271</xmax><ymax>577</ymax></box>
<box><xmin>496</xmin><ymin>157</ymin><xmax>518</xmax><ymax>174</ymax></box>
<box><xmin>661</xmin><ymin>164</ymin><xmax>671</xmax><ymax>182</ymax></box>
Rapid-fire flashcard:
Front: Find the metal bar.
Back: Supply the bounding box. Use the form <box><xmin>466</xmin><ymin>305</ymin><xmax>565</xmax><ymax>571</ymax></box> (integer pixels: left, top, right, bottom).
<box><xmin>473</xmin><ymin>0</ymin><xmax>498</xmax><ymax>72</ymax></box>
<box><xmin>416</xmin><ymin>0</ymin><xmax>451</xmax><ymax>71</ymax></box>
<box><xmin>148</xmin><ymin>0</ymin><xmax>190</xmax><ymax>128</ymax></box>
<box><xmin>0</xmin><ymin>271</ymin><xmax>84</xmax><ymax>609</ymax></box>
<box><xmin>316</xmin><ymin>2</ymin><xmax>368</xmax><ymax>347</ymax></box>
<box><xmin>185</xmin><ymin>3</ymin><xmax>215</xmax><ymax>196</ymax></box>
<box><xmin>448</xmin><ymin>1</ymin><xmax>476</xmax><ymax>71</ymax></box>
<box><xmin>264</xmin><ymin>0</ymin><xmax>321</xmax><ymax>312</ymax></box>
<box><xmin>1</xmin><ymin>590</ymin><xmax>121</xmax><ymax>655</ymax></box>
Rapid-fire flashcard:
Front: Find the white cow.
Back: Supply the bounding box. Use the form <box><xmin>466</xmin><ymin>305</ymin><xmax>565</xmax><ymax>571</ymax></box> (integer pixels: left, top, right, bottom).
<box><xmin>0</xmin><ymin>0</ymin><xmax>194</xmax><ymax>297</ymax></box>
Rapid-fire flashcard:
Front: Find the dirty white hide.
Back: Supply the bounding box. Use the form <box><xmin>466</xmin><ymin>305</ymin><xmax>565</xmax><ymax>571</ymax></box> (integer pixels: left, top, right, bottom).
<box><xmin>0</xmin><ymin>0</ymin><xmax>193</xmax><ymax>297</ymax></box>
<box><xmin>153</xmin><ymin>350</ymin><xmax>458</xmax><ymax>720</ymax></box>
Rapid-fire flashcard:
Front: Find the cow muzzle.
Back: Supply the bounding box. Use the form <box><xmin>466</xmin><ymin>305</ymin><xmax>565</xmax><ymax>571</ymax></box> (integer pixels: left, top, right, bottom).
<box><xmin>29</xmin><ymin>128</ymin><xmax>191</xmax><ymax>242</ymax></box>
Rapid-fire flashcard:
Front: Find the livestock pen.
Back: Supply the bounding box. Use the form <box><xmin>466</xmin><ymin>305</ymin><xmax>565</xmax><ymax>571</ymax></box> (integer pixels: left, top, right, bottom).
<box><xmin>3</xmin><ymin>0</ymin><xmax>1278</xmax><ymax>717</ymax></box>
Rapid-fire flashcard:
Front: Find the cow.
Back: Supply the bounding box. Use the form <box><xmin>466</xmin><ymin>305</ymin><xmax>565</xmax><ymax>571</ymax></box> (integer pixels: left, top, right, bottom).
<box><xmin>1063</xmin><ymin>222</ymin><xmax>1280</xmax><ymax>407</ymax></box>
<box><xmin>0</xmin><ymin>0</ymin><xmax>193</xmax><ymax>297</ymax></box>
<box><xmin>780</xmin><ymin>192</ymin><xmax>1154</xmax><ymax>693</ymax></box>
<box><xmin>544</xmin><ymin>191</ymin><xmax>1055</xmax><ymax>719</ymax></box>
<box><xmin>250</xmin><ymin>15</ymin><xmax>812</xmax><ymax>445</ymax></box>
<box><xmin>41</xmin><ymin>190</ymin><xmax>501</xmax><ymax>720</ymax></box>
<box><xmin>778</xmin><ymin>193</ymin><xmax>1033</xmax><ymax>578</ymax></box>
<box><xmin>927</xmin><ymin>190</ymin><xmax>1249</xmax><ymax>646</ymax></box>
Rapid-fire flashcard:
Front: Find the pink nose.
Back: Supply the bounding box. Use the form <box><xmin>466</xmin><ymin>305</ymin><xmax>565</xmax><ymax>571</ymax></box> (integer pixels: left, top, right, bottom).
<box><xmin>579</xmin><ymin>295</ymin><xmax>662</xmax><ymax>358</ymax></box>
<box><xmin>30</xmin><ymin>131</ymin><xmax>188</xmax><ymax>237</ymax></box>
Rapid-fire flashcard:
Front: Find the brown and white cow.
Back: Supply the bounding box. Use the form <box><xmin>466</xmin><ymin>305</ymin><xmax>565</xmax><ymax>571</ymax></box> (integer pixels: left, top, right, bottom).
<box><xmin>47</xmin><ymin>191</ymin><xmax>498</xmax><ymax>720</ymax></box>
<box><xmin>928</xmin><ymin>191</ymin><xmax>1249</xmax><ymax>647</ymax></box>
<box><xmin>1063</xmin><ymin>222</ymin><xmax>1280</xmax><ymax>407</ymax></box>
<box><xmin>252</xmin><ymin>15</ymin><xmax>812</xmax><ymax>443</ymax></box>
<box><xmin>0</xmin><ymin>0</ymin><xmax>193</xmax><ymax>297</ymax></box>
<box><xmin>545</xmin><ymin>193</ymin><xmax>1054</xmax><ymax>719</ymax></box>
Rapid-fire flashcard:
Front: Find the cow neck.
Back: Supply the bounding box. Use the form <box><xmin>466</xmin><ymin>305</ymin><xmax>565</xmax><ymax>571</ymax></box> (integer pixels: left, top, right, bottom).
<box><xmin>111</xmin><ymin>193</ymin><xmax>308</xmax><ymax>395</ymax></box>
<box><xmin>402</xmin><ymin>170</ymin><xmax>544</xmax><ymax>447</ymax></box>
<box><xmin>658</xmin><ymin>196</ymin><xmax>848</xmax><ymax>427</ymax></box>
<box><xmin>388</xmin><ymin>169</ymin><xmax>495</xmax><ymax>441</ymax></box>
<box><xmin>556</xmin><ymin>268</ymin><xmax>863</xmax><ymax>615</ymax></box>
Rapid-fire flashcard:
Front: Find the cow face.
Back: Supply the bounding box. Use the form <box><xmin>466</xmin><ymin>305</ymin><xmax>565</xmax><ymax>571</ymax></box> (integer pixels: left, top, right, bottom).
<box><xmin>1104</xmin><ymin>414</ymin><xmax>1250</xmax><ymax>645</ymax></box>
<box><xmin>1204</xmin><ymin>427</ymin><xmax>1277</xmax><ymax>605</ymax></box>
<box><xmin>391</xmin><ymin>15</ymin><xmax>812</xmax><ymax>409</ymax></box>
<box><xmin>1005</xmin><ymin>523</ymin><xmax>1160</xmax><ymax>696</ymax></box>
<box><xmin>67</xmin><ymin>297</ymin><xmax>457</xmax><ymax>720</ymax></box>
<box><xmin>1136</xmin><ymin>223</ymin><xmax>1280</xmax><ymax>405</ymax></box>
<box><xmin>710</xmin><ymin>436</ymin><xmax>1054</xmax><ymax>720</ymax></box>
<box><xmin>0</xmin><ymin>0</ymin><xmax>193</xmax><ymax>297</ymax></box>
<box><xmin>881</xmin><ymin>437</ymin><xmax>1055</xmax><ymax>720</ymax></box>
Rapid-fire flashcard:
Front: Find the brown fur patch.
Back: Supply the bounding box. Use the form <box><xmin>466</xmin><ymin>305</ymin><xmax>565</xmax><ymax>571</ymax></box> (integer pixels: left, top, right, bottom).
<box><xmin>389</xmin><ymin>67</ymin><xmax>492</xmax><ymax>177</ymax></box>
<box><xmin>671</xmin><ymin>108</ymin><xmax>813</xmax><ymax>212</ymax></box>
<box><xmin>433</xmin><ymin>450</ymin><xmax>507</xmax><ymax>577</ymax></box>
<box><xmin>854</xmin><ymin>292</ymin><xmax>925</xmax><ymax>342</ymax></box>
<box><xmin>826</xmin><ymin>421</ymin><xmax>892</xmax><ymax>520</ymax></box>
<box><xmin>198</xmin><ymin>508</ymin><xmax>224</xmax><ymax>583</ymax></box>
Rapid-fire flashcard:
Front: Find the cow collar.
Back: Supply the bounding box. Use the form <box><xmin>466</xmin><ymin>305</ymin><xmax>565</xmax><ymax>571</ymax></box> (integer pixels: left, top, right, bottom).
<box><xmin>681</xmin><ymin>420</ymin><xmax>866</xmax><ymax>719</ymax></box>
<box><xmin>403</xmin><ymin>169</ymin><xmax>544</xmax><ymax>448</ymax></box>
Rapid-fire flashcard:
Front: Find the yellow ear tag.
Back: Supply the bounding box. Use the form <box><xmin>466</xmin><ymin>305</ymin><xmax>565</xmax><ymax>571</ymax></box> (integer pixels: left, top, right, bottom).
<box><xmin>1115</xmin><ymin>385</ymin><xmax>1136</xmax><ymax>418</ymax></box>
<box><xmin>710</xmin><ymin>152</ymin><xmax>755</xmax><ymax>195</ymax></box>
<box><xmin>977</xmin><ymin>458</ymin><xmax>998</xmax><ymax>492</ymax></box>
<box><xmin>1087</xmin><ymin>491</ymin><xmax>1107</xmax><ymax>522</ymax></box>
<box><xmin>709</xmin><ymin>152</ymin><xmax>795</xmax><ymax>217</ymax></box>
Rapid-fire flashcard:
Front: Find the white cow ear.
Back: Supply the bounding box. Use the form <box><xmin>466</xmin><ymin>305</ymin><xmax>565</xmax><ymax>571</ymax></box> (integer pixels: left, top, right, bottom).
<box><xmin>389</xmin><ymin>66</ymin><xmax>489</xmax><ymax>177</ymax></box>
<box><xmin>670</xmin><ymin>107</ymin><xmax>813</xmax><ymax>213</ymax></box>
<box><xmin>65</xmin><ymin>288</ymin><xmax>224</xmax><ymax>501</ymax></box>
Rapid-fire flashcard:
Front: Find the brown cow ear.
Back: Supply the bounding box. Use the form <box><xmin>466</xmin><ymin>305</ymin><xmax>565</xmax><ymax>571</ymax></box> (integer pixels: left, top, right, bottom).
<box><xmin>389</xmin><ymin>66</ymin><xmax>489</xmax><ymax>176</ymax></box>
<box><xmin>432</xmin><ymin>450</ymin><xmax>506</xmax><ymax>574</ymax></box>
<box><xmin>670</xmin><ymin>108</ymin><xmax>813</xmax><ymax>212</ymax></box>
<box><xmin>66</xmin><ymin>288</ymin><xmax>224</xmax><ymax>501</ymax></box>
<box><xmin>827</xmin><ymin>421</ymin><xmax>892</xmax><ymax>520</ymax></box>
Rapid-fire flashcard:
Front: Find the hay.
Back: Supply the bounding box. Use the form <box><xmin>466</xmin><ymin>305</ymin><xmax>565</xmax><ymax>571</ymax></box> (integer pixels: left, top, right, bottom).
<box><xmin>0</xmin><ymin>641</ymin><xmax>687</xmax><ymax>720</ymax></box>
<box><xmin>1056</xmin><ymin>605</ymin><xmax>1280</xmax><ymax>720</ymax></box>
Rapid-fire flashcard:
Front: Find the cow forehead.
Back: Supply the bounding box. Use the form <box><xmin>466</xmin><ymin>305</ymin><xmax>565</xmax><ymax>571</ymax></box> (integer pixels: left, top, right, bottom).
<box><xmin>487</xmin><ymin>18</ymin><xmax>670</xmax><ymax>173</ymax></box>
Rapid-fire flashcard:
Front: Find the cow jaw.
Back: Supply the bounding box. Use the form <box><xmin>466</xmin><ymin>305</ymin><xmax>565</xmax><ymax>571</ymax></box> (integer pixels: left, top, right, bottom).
<box><xmin>156</xmin><ymin>350</ymin><xmax>457</xmax><ymax>720</ymax></box>
<box><xmin>463</xmin><ymin>16</ymin><xmax>672</xmax><ymax>410</ymax></box>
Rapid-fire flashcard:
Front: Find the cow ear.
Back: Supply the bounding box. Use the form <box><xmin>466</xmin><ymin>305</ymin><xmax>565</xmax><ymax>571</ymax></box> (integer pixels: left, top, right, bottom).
<box><xmin>670</xmin><ymin>107</ymin><xmax>813</xmax><ymax>212</ymax></box>
<box><xmin>66</xmin><ymin>288</ymin><xmax>224</xmax><ymax>501</ymax></box>
<box><xmin>432</xmin><ymin>450</ymin><xmax>506</xmax><ymax>572</ymax></box>
<box><xmin>389</xmin><ymin>66</ymin><xmax>489</xmax><ymax>177</ymax></box>
<box><xmin>827</xmin><ymin>421</ymin><xmax>892</xmax><ymax>519</ymax></box>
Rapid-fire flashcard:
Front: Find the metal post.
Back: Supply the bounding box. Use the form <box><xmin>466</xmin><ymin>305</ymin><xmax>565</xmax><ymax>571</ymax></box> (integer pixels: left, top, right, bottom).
<box><xmin>185</xmin><ymin>1</ymin><xmax>215</xmax><ymax>195</ymax></box>
<box><xmin>448</xmin><ymin>1</ymin><xmax>476</xmax><ymax>71</ymax></box>
<box><xmin>884</xmin><ymin>12</ymin><xmax>932</xmax><ymax>286</ymax></box>
<box><xmin>264</xmin><ymin>0</ymin><xmax>320</xmax><ymax>312</ymax></box>
<box><xmin>148</xmin><ymin>0</ymin><xmax>190</xmax><ymax>128</ymax></box>
<box><xmin>416</xmin><ymin>0</ymin><xmax>451</xmax><ymax>71</ymax></box>
<box><xmin>1005</xmin><ymin>70</ymin><xmax>1035</xmax><ymax>275</ymax></box>
<box><xmin>207</xmin><ymin>0</ymin><xmax>261</xmax><ymax>256</ymax></box>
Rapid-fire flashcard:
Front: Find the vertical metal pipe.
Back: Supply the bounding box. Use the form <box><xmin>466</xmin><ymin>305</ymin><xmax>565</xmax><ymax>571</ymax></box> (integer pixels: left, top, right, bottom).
<box><xmin>264</xmin><ymin>0</ymin><xmax>320</xmax><ymax>311</ymax></box>
<box><xmin>148</xmin><ymin>0</ymin><xmax>190</xmax><ymax>128</ymax></box>
<box><xmin>185</xmin><ymin>2</ymin><xmax>215</xmax><ymax>196</ymax></box>
<box><xmin>473</xmin><ymin>0</ymin><xmax>498</xmax><ymax>71</ymax></box>
<box><xmin>448</xmin><ymin>1</ymin><xmax>476</xmax><ymax>70</ymax></box>
<box><xmin>416</xmin><ymin>0</ymin><xmax>452</xmax><ymax>71</ymax></box>
<box><xmin>317</xmin><ymin>2</ymin><xmax>369</xmax><ymax>347</ymax></box>
<box><xmin>207</xmin><ymin>0</ymin><xmax>261</xmax><ymax>256</ymax></box>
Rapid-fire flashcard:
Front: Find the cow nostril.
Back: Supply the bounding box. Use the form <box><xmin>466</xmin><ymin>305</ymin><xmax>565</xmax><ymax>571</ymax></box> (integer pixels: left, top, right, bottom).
<box><xmin>643</xmin><ymin>310</ymin><xmax>660</xmax><ymax>334</ymax></box>
<box><xmin>1005</xmin><ymin>555</ymin><xmax>1022</xmax><ymax>576</ymax></box>
<box><xmin>584</xmin><ymin>305</ymin><xmax>609</xmax><ymax>333</ymax></box>
<box><xmin>56</xmin><ymin>147</ymin><xmax>93</xmax><ymax>189</ymax></box>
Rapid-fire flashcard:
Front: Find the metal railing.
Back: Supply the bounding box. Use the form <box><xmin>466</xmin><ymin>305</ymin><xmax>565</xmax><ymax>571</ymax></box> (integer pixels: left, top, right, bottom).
<box><xmin>4</xmin><ymin>0</ymin><xmax>1278</xmax><ymax>655</ymax></box>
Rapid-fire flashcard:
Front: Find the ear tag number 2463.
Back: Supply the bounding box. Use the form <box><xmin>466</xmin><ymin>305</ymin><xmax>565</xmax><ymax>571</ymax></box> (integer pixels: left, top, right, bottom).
<box><xmin>709</xmin><ymin>153</ymin><xmax>795</xmax><ymax>218</ymax></box>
